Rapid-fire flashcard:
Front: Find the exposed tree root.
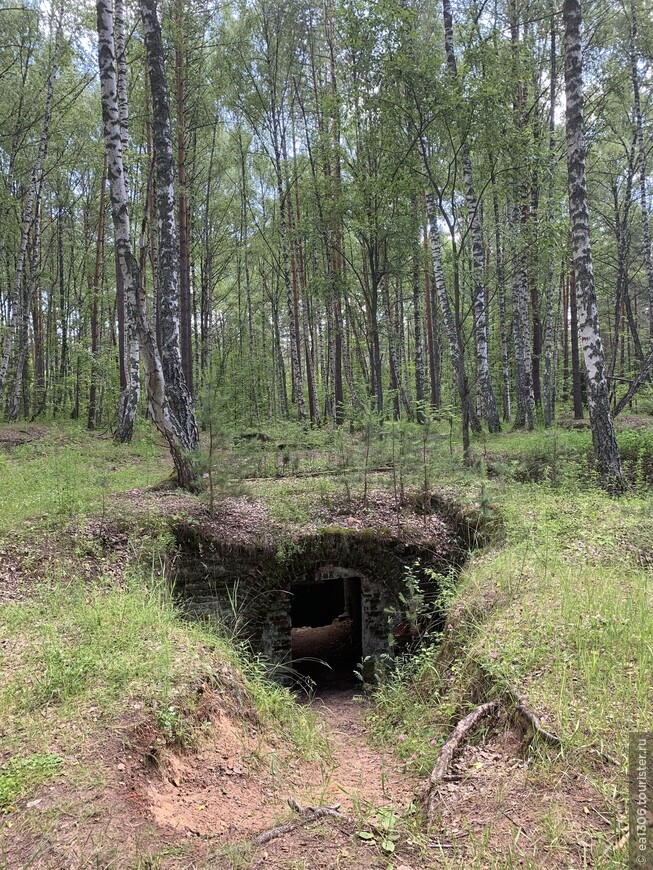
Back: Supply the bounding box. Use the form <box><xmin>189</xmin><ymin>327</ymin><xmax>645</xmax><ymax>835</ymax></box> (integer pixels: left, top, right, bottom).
<box><xmin>506</xmin><ymin>685</ymin><xmax>561</xmax><ymax>747</ymax></box>
<box><xmin>422</xmin><ymin>690</ymin><xmax>562</xmax><ymax>820</ymax></box>
<box><xmin>421</xmin><ymin>700</ymin><xmax>499</xmax><ymax>818</ymax></box>
<box><xmin>253</xmin><ymin>799</ymin><xmax>344</xmax><ymax>846</ymax></box>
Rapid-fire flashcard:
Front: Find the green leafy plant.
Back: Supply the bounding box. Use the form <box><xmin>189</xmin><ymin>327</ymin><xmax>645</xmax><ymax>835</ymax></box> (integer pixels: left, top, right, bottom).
<box><xmin>0</xmin><ymin>754</ymin><xmax>63</xmax><ymax>812</ymax></box>
<box><xmin>356</xmin><ymin>805</ymin><xmax>402</xmax><ymax>855</ymax></box>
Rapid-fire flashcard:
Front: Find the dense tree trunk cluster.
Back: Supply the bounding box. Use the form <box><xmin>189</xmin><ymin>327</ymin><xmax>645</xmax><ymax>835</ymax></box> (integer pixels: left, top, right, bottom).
<box><xmin>1</xmin><ymin>0</ymin><xmax>650</xmax><ymax>487</ymax></box>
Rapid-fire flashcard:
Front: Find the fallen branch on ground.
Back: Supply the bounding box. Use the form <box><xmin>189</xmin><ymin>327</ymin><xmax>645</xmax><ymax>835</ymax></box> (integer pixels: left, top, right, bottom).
<box><xmin>421</xmin><ymin>700</ymin><xmax>499</xmax><ymax>818</ymax></box>
<box><xmin>253</xmin><ymin>798</ymin><xmax>343</xmax><ymax>846</ymax></box>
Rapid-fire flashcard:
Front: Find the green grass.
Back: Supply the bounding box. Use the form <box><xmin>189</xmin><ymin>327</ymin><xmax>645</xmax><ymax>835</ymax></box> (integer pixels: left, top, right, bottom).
<box><xmin>0</xmin><ymin>754</ymin><xmax>63</xmax><ymax>812</ymax></box>
<box><xmin>0</xmin><ymin>574</ymin><xmax>187</xmax><ymax>726</ymax></box>
<box><xmin>466</xmin><ymin>485</ymin><xmax>653</xmax><ymax>752</ymax></box>
<box><xmin>1</xmin><ymin>415</ymin><xmax>652</xmax><ymax>867</ymax></box>
<box><xmin>0</xmin><ymin>421</ymin><xmax>166</xmax><ymax>533</ymax></box>
<box><xmin>366</xmin><ymin>426</ymin><xmax>653</xmax><ymax>867</ymax></box>
<box><xmin>0</xmin><ymin>569</ymin><xmax>325</xmax><ymax>758</ymax></box>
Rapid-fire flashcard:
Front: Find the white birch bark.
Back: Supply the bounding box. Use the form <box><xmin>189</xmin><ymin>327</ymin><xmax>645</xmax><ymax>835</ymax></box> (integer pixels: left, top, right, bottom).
<box><xmin>423</xmin><ymin>183</ymin><xmax>480</xmax><ymax>447</ymax></box>
<box><xmin>8</xmin><ymin>198</ymin><xmax>41</xmax><ymax>422</ymax></box>
<box><xmin>491</xmin><ymin>176</ymin><xmax>511</xmax><ymax>422</ymax></box>
<box><xmin>412</xmin><ymin>200</ymin><xmax>425</xmax><ymax>422</ymax></box>
<box><xmin>441</xmin><ymin>0</ymin><xmax>500</xmax><ymax>432</ymax></box>
<box><xmin>563</xmin><ymin>0</ymin><xmax>623</xmax><ymax>490</ymax></box>
<box><xmin>139</xmin><ymin>0</ymin><xmax>198</xmax><ymax>451</ymax></box>
<box><xmin>114</xmin><ymin>0</ymin><xmax>141</xmax><ymax>443</ymax></box>
<box><xmin>97</xmin><ymin>0</ymin><xmax>197</xmax><ymax>489</ymax></box>
<box><xmin>510</xmin><ymin>196</ymin><xmax>535</xmax><ymax>430</ymax></box>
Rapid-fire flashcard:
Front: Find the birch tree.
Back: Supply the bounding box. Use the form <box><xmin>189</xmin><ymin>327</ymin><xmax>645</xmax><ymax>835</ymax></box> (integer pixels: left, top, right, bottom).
<box><xmin>114</xmin><ymin>0</ymin><xmax>140</xmax><ymax>443</ymax></box>
<box><xmin>563</xmin><ymin>0</ymin><xmax>623</xmax><ymax>490</ymax></box>
<box><xmin>140</xmin><ymin>0</ymin><xmax>199</xmax><ymax>451</ymax></box>
<box><xmin>441</xmin><ymin>0</ymin><xmax>501</xmax><ymax>433</ymax></box>
<box><xmin>97</xmin><ymin>0</ymin><xmax>198</xmax><ymax>488</ymax></box>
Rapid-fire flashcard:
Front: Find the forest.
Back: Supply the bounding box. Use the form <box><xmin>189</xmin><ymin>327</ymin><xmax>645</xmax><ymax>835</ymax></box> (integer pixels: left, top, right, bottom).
<box><xmin>0</xmin><ymin>0</ymin><xmax>650</xmax><ymax>473</ymax></box>
<box><xmin>0</xmin><ymin>0</ymin><xmax>652</xmax><ymax>866</ymax></box>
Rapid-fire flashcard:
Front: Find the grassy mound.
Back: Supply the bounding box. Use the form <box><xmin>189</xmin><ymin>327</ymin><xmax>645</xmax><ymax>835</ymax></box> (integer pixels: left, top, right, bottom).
<box><xmin>369</xmin><ymin>429</ymin><xmax>653</xmax><ymax>867</ymax></box>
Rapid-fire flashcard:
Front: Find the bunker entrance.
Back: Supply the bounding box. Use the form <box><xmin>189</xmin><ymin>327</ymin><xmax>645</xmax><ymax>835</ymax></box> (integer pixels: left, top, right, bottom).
<box><xmin>290</xmin><ymin>573</ymin><xmax>362</xmax><ymax>691</ymax></box>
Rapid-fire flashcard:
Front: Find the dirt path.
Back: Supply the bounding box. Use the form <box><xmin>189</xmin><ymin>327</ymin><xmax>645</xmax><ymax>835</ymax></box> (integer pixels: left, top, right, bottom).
<box><xmin>241</xmin><ymin>686</ymin><xmax>424</xmax><ymax>870</ymax></box>
<box><xmin>304</xmin><ymin>688</ymin><xmax>417</xmax><ymax>814</ymax></box>
<box><xmin>141</xmin><ymin>682</ymin><xmax>421</xmax><ymax>868</ymax></box>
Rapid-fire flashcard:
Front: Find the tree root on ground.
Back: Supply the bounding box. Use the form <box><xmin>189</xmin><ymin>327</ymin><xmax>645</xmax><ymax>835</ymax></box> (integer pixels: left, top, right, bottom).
<box><xmin>421</xmin><ymin>700</ymin><xmax>499</xmax><ymax>819</ymax></box>
<box><xmin>253</xmin><ymin>798</ymin><xmax>344</xmax><ymax>846</ymax></box>
<box><xmin>506</xmin><ymin>684</ymin><xmax>561</xmax><ymax>747</ymax></box>
<box><xmin>422</xmin><ymin>691</ymin><xmax>562</xmax><ymax>820</ymax></box>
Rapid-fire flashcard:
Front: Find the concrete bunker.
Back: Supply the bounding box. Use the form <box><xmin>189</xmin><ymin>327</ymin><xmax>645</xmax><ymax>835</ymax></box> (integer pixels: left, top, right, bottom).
<box><xmin>171</xmin><ymin>498</ymin><xmax>479</xmax><ymax>686</ymax></box>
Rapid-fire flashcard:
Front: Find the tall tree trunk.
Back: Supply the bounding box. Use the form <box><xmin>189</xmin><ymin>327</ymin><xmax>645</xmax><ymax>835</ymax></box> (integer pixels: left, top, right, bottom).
<box><xmin>115</xmin><ymin>0</ymin><xmax>140</xmax><ymax>442</ymax></box>
<box><xmin>0</xmin><ymin>6</ymin><xmax>62</xmax><ymax>410</ymax></box>
<box><xmin>383</xmin><ymin>275</ymin><xmax>412</xmax><ymax>419</ymax></box>
<box><xmin>423</xmin><ymin>185</ymin><xmax>477</xmax><ymax>454</ymax></box>
<box><xmin>423</xmin><ymin>226</ymin><xmax>441</xmax><ymax>411</ymax></box>
<box><xmin>628</xmin><ymin>0</ymin><xmax>653</xmax><ymax>341</ymax></box>
<box><xmin>325</xmin><ymin>6</ymin><xmax>345</xmax><ymax>422</ymax></box>
<box><xmin>98</xmin><ymin>0</ymin><xmax>197</xmax><ymax>488</ymax></box>
<box><xmin>569</xmin><ymin>266</ymin><xmax>584</xmax><ymax>418</ymax></box>
<box><xmin>562</xmin><ymin>271</ymin><xmax>570</xmax><ymax>400</ymax></box>
<box><xmin>268</xmin><ymin>279</ymin><xmax>289</xmax><ymax>418</ymax></box>
<box><xmin>441</xmin><ymin>0</ymin><xmax>500</xmax><ymax>432</ymax></box>
<box><xmin>411</xmin><ymin>199</ymin><xmax>426</xmax><ymax>422</ymax></box>
<box><xmin>369</xmin><ymin>282</ymin><xmax>383</xmax><ymax>416</ymax></box>
<box><xmin>491</xmin><ymin>171</ymin><xmax>511</xmax><ymax>422</ymax></box>
<box><xmin>140</xmin><ymin>0</ymin><xmax>198</xmax><ymax>451</ymax></box>
<box><xmin>88</xmin><ymin>155</ymin><xmax>109</xmax><ymax>430</ymax></box>
<box><xmin>174</xmin><ymin>0</ymin><xmax>193</xmax><ymax>395</ymax></box>
<box><xmin>8</xmin><ymin>200</ymin><xmax>41</xmax><ymax>422</ymax></box>
<box><xmin>608</xmin><ymin>140</ymin><xmax>636</xmax><ymax>398</ymax></box>
<box><xmin>563</xmin><ymin>0</ymin><xmax>623</xmax><ymax>490</ymax></box>
<box><xmin>56</xmin><ymin>206</ymin><xmax>69</xmax><ymax>414</ymax></box>
<box><xmin>511</xmin><ymin>195</ymin><xmax>536</xmax><ymax>429</ymax></box>
<box><xmin>32</xmin><ymin>269</ymin><xmax>45</xmax><ymax>417</ymax></box>
<box><xmin>543</xmin><ymin>6</ymin><xmax>557</xmax><ymax>428</ymax></box>
<box><xmin>509</xmin><ymin>0</ymin><xmax>535</xmax><ymax>430</ymax></box>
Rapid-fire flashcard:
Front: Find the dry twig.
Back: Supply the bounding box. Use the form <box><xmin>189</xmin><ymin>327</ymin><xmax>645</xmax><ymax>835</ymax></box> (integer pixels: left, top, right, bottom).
<box><xmin>253</xmin><ymin>798</ymin><xmax>343</xmax><ymax>846</ymax></box>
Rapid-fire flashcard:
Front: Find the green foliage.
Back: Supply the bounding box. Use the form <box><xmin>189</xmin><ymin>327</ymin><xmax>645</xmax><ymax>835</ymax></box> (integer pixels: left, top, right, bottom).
<box><xmin>616</xmin><ymin>428</ymin><xmax>653</xmax><ymax>489</ymax></box>
<box><xmin>0</xmin><ymin>754</ymin><xmax>63</xmax><ymax>812</ymax></box>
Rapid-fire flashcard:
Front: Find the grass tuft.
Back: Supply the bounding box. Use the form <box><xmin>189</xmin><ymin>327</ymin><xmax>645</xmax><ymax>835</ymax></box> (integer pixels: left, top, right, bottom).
<box><xmin>0</xmin><ymin>754</ymin><xmax>63</xmax><ymax>811</ymax></box>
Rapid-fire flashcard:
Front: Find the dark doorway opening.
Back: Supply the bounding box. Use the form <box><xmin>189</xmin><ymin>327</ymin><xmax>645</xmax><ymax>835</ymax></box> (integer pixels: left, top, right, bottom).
<box><xmin>290</xmin><ymin>576</ymin><xmax>362</xmax><ymax>691</ymax></box>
